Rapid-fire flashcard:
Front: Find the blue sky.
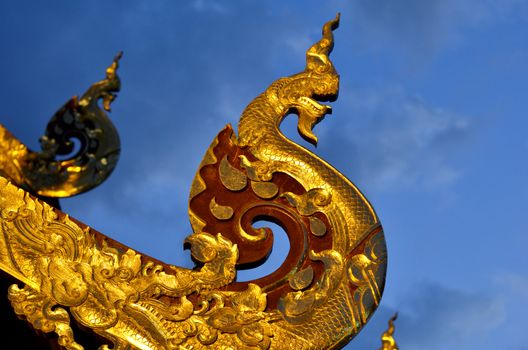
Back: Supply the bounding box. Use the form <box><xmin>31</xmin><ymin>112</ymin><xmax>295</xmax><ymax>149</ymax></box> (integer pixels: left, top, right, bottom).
<box><xmin>1</xmin><ymin>1</ymin><xmax>527</xmax><ymax>349</ymax></box>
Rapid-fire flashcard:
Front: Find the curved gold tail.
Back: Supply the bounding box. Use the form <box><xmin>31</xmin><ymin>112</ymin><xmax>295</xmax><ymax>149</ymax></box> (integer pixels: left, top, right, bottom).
<box><xmin>0</xmin><ymin>53</ymin><xmax>122</xmax><ymax>198</ymax></box>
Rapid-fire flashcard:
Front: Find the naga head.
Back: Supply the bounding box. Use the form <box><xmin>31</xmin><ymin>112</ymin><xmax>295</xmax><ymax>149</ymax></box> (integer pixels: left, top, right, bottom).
<box><xmin>238</xmin><ymin>15</ymin><xmax>341</xmax><ymax>147</ymax></box>
<box><xmin>293</xmin><ymin>13</ymin><xmax>340</xmax><ymax>145</ymax></box>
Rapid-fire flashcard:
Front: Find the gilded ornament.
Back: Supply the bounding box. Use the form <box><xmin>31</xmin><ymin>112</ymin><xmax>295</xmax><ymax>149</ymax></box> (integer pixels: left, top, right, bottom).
<box><xmin>309</xmin><ymin>216</ymin><xmax>327</xmax><ymax>237</ymax></box>
<box><xmin>0</xmin><ymin>14</ymin><xmax>388</xmax><ymax>349</ymax></box>
<box><xmin>219</xmin><ymin>155</ymin><xmax>248</xmax><ymax>191</ymax></box>
<box><xmin>379</xmin><ymin>314</ymin><xmax>399</xmax><ymax>350</ymax></box>
<box><xmin>0</xmin><ymin>53</ymin><xmax>122</xmax><ymax>198</ymax></box>
<box><xmin>210</xmin><ymin>197</ymin><xmax>235</xmax><ymax>220</ymax></box>
<box><xmin>289</xmin><ymin>266</ymin><xmax>315</xmax><ymax>291</ymax></box>
<box><xmin>250</xmin><ymin>181</ymin><xmax>279</xmax><ymax>199</ymax></box>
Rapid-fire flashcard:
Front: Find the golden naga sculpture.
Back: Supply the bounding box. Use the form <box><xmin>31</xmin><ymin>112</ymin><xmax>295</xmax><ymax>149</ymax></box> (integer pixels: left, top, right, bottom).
<box><xmin>0</xmin><ymin>15</ymin><xmax>387</xmax><ymax>349</ymax></box>
<box><xmin>379</xmin><ymin>314</ymin><xmax>399</xmax><ymax>350</ymax></box>
<box><xmin>0</xmin><ymin>52</ymin><xmax>121</xmax><ymax>198</ymax></box>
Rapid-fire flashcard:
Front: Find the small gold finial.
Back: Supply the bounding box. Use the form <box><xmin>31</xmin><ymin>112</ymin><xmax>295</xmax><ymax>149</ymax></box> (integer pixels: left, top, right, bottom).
<box><xmin>379</xmin><ymin>313</ymin><xmax>399</xmax><ymax>350</ymax></box>
<box><xmin>102</xmin><ymin>51</ymin><xmax>123</xmax><ymax>111</ymax></box>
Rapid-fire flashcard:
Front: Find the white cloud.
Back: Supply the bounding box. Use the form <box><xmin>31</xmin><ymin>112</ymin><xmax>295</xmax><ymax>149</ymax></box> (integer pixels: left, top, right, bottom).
<box><xmin>495</xmin><ymin>272</ymin><xmax>528</xmax><ymax>300</ymax></box>
<box><xmin>348</xmin><ymin>281</ymin><xmax>505</xmax><ymax>350</ymax></box>
<box><xmin>318</xmin><ymin>85</ymin><xmax>470</xmax><ymax>193</ymax></box>
<box><xmin>401</xmin><ymin>282</ymin><xmax>505</xmax><ymax>349</ymax></box>
<box><xmin>283</xmin><ymin>33</ymin><xmax>314</xmax><ymax>56</ymax></box>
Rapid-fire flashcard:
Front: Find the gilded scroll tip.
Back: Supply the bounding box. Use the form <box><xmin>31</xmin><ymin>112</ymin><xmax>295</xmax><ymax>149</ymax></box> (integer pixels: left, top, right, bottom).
<box><xmin>379</xmin><ymin>313</ymin><xmax>399</xmax><ymax>350</ymax></box>
<box><xmin>102</xmin><ymin>53</ymin><xmax>122</xmax><ymax>112</ymax></box>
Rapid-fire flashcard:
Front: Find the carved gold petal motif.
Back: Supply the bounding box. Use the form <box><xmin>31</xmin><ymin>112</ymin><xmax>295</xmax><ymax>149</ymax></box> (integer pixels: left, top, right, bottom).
<box><xmin>219</xmin><ymin>155</ymin><xmax>247</xmax><ymax>191</ymax></box>
<box><xmin>210</xmin><ymin>197</ymin><xmax>235</xmax><ymax>220</ymax></box>
<box><xmin>289</xmin><ymin>266</ymin><xmax>314</xmax><ymax>291</ymax></box>
<box><xmin>309</xmin><ymin>216</ymin><xmax>327</xmax><ymax>237</ymax></box>
<box><xmin>251</xmin><ymin>181</ymin><xmax>279</xmax><ymax>199</ymax></box>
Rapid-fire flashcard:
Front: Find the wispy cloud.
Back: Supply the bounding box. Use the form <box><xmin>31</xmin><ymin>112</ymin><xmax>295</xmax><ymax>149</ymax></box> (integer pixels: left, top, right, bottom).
<box><xmin>401</xmin><ymin>282</ymin><xmax>504</xmax><ymax>349</ymax></box>
<box><xmin>495</xmin><ymin>272</ymin><xmax>528</xmax><ymax>300</ymax></box>
<box><xmin>349</xmin><ymin>281</ymin><xmax>505</xmax><ymax>349</ymax></box>
<box><xmin>316</xmin><ymin>85</ymin><xmax>470</xmax><ymax>193</ymax></box>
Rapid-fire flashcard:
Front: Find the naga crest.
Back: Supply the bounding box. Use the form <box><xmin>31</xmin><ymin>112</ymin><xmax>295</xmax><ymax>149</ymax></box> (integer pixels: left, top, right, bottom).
<box><xmin>0</xmin><ymin>15</ymin><xmax>387</xmax><ymax>350</ymax></box>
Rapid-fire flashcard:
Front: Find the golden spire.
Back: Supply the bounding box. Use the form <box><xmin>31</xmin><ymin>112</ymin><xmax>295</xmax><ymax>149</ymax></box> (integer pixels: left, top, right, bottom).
<box><xmin>379</xmin><ymin>313</ymin><xmax>400</xmax><ymax>350</ymax></box>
